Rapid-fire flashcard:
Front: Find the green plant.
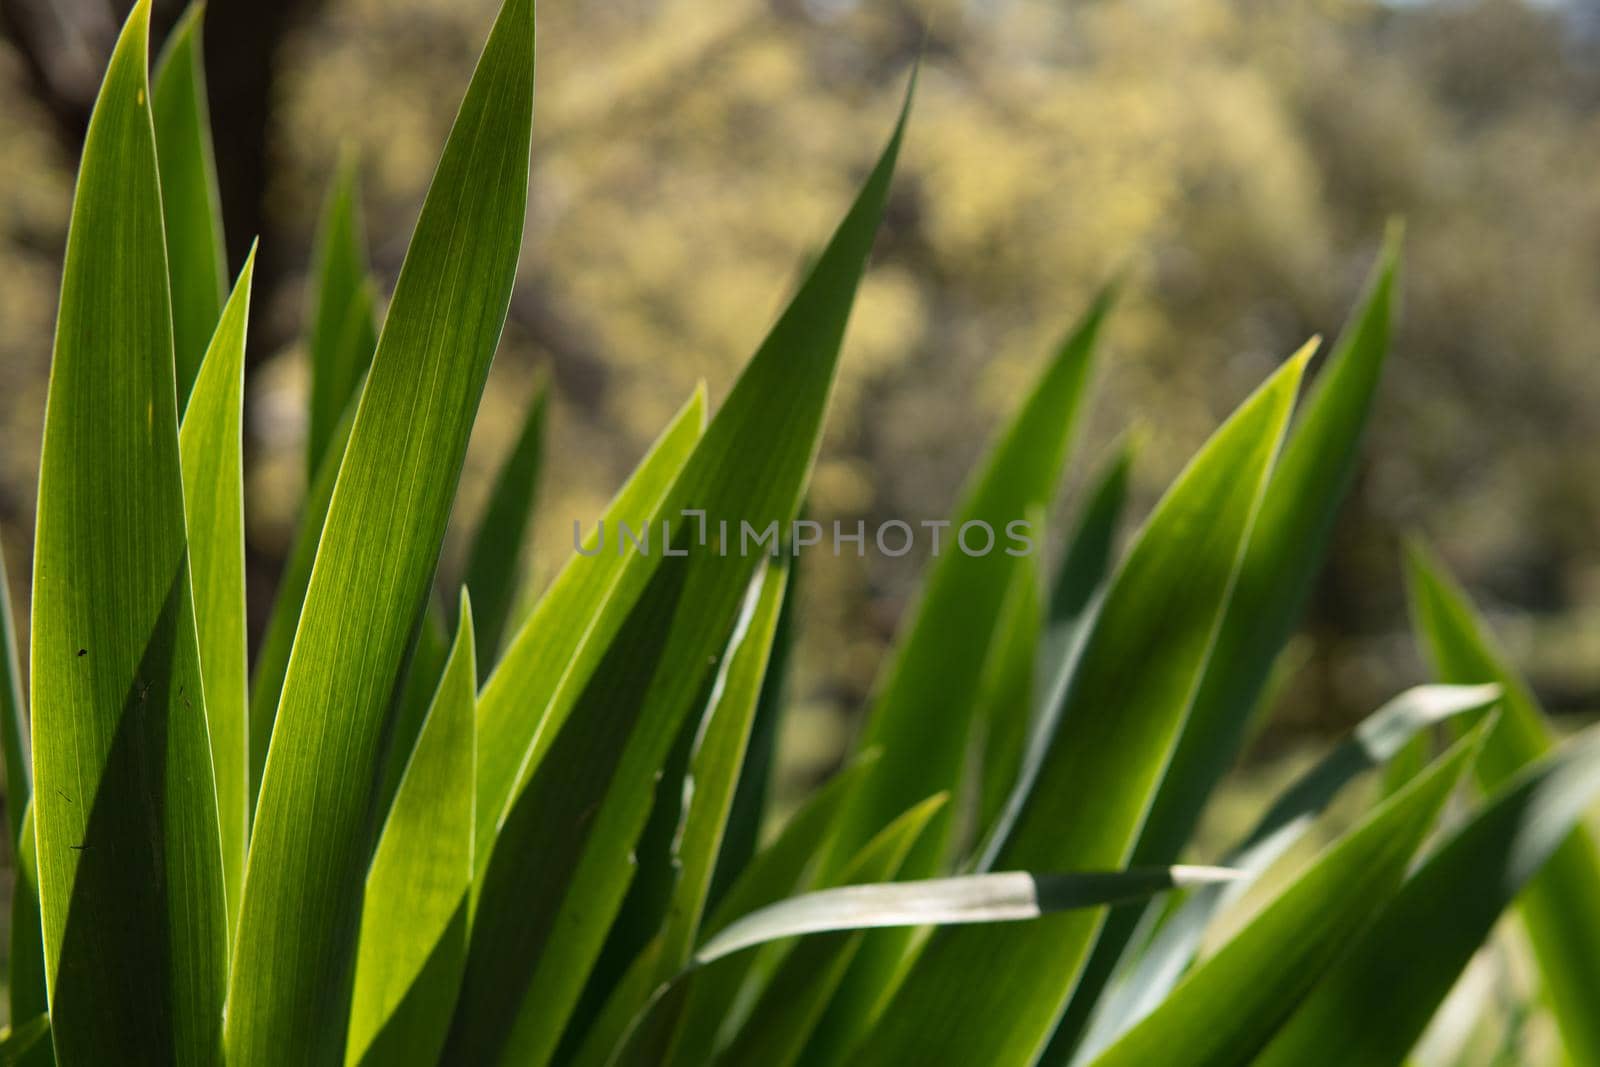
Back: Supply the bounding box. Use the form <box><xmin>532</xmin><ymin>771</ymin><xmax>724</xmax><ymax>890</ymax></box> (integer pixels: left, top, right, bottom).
<box><xmin>3</xmin><ymin>0</ymin><xmax>1599</xmax><ymax>1064</ymax></box>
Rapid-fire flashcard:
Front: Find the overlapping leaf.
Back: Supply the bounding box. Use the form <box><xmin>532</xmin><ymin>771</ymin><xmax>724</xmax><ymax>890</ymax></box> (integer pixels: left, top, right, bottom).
<box><xmin>1088</xmin><ymin>720</ymin><xmax>1487</xmax><ymax>1067</ymax></box>
<box><xmin>151</xmin><ymin>1</ymin><xmax>227</xmax><ymax>409</ymax></box>
<box><xmin>713</xmin><ymin>795</ymin><xmax>947</xmax><ymax>1067</ymax></box>
<box><xmin>1406</xmin><ymin>543</ymin><xmax>1600</xmax><ymax>1065</ymax></box>
<box><xmin>1074</xmin><ymin>684</ymin><xmax>1500</xmax><ymax>1058</ymax></box>
<box><xmin>346</xmin><ymin>597</ymin><xmax>477</xmax><ymax>1067</ymax></box>
<box><xmin>179</xmin><ymin>248</ymin><xmax>255</xmax><ymax>935</ymax></box>
<box><xmin>852</xmin><ymin>343</ymin><xmax>1311</xmax><ymax>1067</ymax></box>
<box><xmin>247</xmin><ymin>398</ymin><xmax>355</xmax><ymax>808</ymax></box>
<box><xmin>472</xmin><ymin>387</ymin><xmax>704</xmax><ymax>874</ymax></box>
<box><xmin>1048</xmin><ymin>235</ymin><xmax>1399</xmax><ymax>1058</ymax></box>
<box><xmin>829</xmin><ymin>287</ymin><xmax>1113</xmax><ymax>878</ymax></box>
<box><xmin>446</xmin><ymin>86</ymin><xmax>912</xmax><ymax>1065</ymax></box>
<box><xmin>227</xmin><ymin>0</ymin><xmax>535</xmax><ymax>1057</ymax></box>
<box><xmin>1256</xmin><ymin>722</ymin><xmax>1600</xmax><ymax>1067</ymax></box>
<box><xmin>463</xmin><ymin>378</ymin><xmax>548</xmax><ymax>671</ymax></box>
<box><xmin>30</xmin><ymin>3</ymin><xmax>226</xmax><ymax>1058</ymax></box>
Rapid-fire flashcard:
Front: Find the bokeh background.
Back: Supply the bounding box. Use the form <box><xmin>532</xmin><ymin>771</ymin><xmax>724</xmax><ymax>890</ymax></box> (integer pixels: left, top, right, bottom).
<box><xmin>2</xmin><ymin>3</ymin><xmax>1599</xmax><ymax>1039</ymax></box>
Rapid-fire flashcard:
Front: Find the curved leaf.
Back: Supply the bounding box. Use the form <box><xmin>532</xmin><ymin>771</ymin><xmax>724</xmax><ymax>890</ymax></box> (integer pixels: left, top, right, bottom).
<box><xmin>1256</xmin><ymin>722</ymin><xmax>1600</xmax><ymax>1067</ymax></box>
<box><xmin>700</xmin><ymin>863</ymin><xmax>1238</xmax><ymax>969</ymax></box>
<box><xmin>662</xmin><ymin>752</ymin><xmax>881</xmax><ymax>1066</ymax></box>
<box><xmin>1075</xmin><ymin>683</ymin><xmax>1500</xmax><ymax>1058</ymax></box>
<box><xmin>830</xmin><ymin>286</ymin><xmax>1113</xmax><ymax>878</ymax></box>
<box><xmin>714</xmin><ymin>795</ymin><xmax>948</xmax><ymax>1067</ymax></box>
<box><xmin>658</xmin><ymin>557</ymin><xmax>792</xmax><ymax>971</ymax></box>
<box><xmin>246</xmin><ymin>395</ymin><xmax>355</xmax><ymax>810</ymax></box>
<box><xmin>473</xmin><ymin>386</ymin><xmax>705</xmax><ymax>875</ymax></box>
<box><xmin>1088</xmin><ymin>720</ymin><xmax>1486</xmax><ymax>1067</ymax></box>
<box><xmin>30</xmin><ymin>3</ymin><xmax>227</xmax><ymax>1059</ymax></box>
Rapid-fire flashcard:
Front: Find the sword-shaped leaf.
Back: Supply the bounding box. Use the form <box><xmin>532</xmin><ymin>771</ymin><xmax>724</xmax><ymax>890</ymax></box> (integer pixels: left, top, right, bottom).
<box><xmin>657</xmin><ymin>557</ymin><xmax>792</xmax><ymax>972</ymax></box>
<box><xmin>662</xmin><ymin>753</ymin><xmax>881</xmax><ymax>1065</ymax></box>
<box><xmin>1256</xmin><ymin>721</ymin><xmax>1600</xmax><ymax>1067</ymax></box>
<box><xmin>852</xmin><ymin>343</ymin><xmax>1311</xmax><ymax>1067</ymax></box>
<box><xmin>713</xmin><ymin>795</ymin><xmax>947</xmax><ymax>1067</ymax></box>
<box><xmin>305</xmin><ymin>153</ymin><xmax>375</xmax><ymax>480</ymax></box>
<box><xmin>1048</xmin><ymin>234</ymin><xmax>1400</xmax><ymax>1059</ymax></box>
<box><xmin>1075</xmin><ymin>684</ymin><xmax>1499</xmax><ymax>1059</ymax></box>
<box><xmin>447</xmin><ymin>85</ymin><xmax>912</xmax><ymax>1066</ymax></box>
<box><xmin>152</xmin><ymin>1</ymin><xmax>227</xmax><ymax>410</ymax></box>
<box><xmin>30</xmin><ymin>3</ymin><xmax>227</xmax><ymax>1059</ymax></box>
<box><xmin>1088</xmin><ymin>720</ymin><xmax>1487</xmax><ymax>1067</ymax></box>
<box><xmin>227</xmin><ymin>0</ymin><xmax>534</xmax><ymax>1057</ymax></box>
<box><xmin>178</xmin><ymin>247</ymin><xmax>254</xmax><ymax>936</ymax></box>
<box><xmin>346</xmin><ymin>597</ymin><xmax>476</xmax><ymax>1067</ymax></box>
<box><xmin>472</xmin><ymin>386</ymin><xmax>704</xmax><ymax>874</ymax></box>
<box><xmin>829</xmin><ymin>287</ymin><xmax>1113</xmax><ymax>878</ymax></box>
<box><xmin>463</xmin><ymin>378</ymin><xmax>548</xmax><ymax>673</ymax></box>
<box><xmin>1406</xmin><ymin>542</ymin><xmax>1600</xmax><ymax>1066</ymax></box>
<box><xmin>246</xmin><ymin>395</ymin><xmax>355</xmax><ymax>810</ymax></box>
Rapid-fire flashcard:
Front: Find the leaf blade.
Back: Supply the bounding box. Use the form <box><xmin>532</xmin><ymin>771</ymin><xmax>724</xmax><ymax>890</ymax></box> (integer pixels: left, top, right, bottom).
<box><xmin>346</xmin><ymin>597</ymin><xmax>477</xmax><ymax>1067</ymax></box>
<box><xmin>1074</xmin><ymin>684</ymin><xmax>1500</xmax><ymax>1059</ymax></box>
<box><xmin>178</xmin><ymin>247</ymin><xmax>255</xmax><ymax>937</ymax></box>
<box><xmin>852</xmin><ymin>343</ymin><xmax>1311</xmax><ymax>1067</ymax></box>
<box><xmin>1256</xmin><ymin>722</ymin><xmax>1600</xmax><ymax>1067</ymax></box>
<box><xmin>151</xmin><ymin>0</ymin><xmax>227</xmax><ymax>410</ymax></box>
<box><xmin>226</xmin><ymin>0</ymin><xmax>535</xmax><ymax>1057</ymax></box>
<box><xmin>463</xmin><ymin>379</ymin><xmax>548</xmax><ymax>672</ymax></box>
<box><xmin>30</xmin><ymin>3</ymin><xmax>227</xmax><ymax>1058</ymax></box>
<box><xmin>305</xmin><ymin>154</ymin><xmax>374</xmax><ymax>480</ymax></box>
<box><xmin>830</xmin><ymin>288</ymin><xmax>1113</xmax><ymax>877</ymax></box>
<box><xmin>1088</xmin><ymin>720</ymin><xmax>1486</xmax><ymax>1067</ymax></box>
<box><xmin>1405</xmin><ymin>543</ymin><xmax>1600</xmax><ymax>1066</ymax></box>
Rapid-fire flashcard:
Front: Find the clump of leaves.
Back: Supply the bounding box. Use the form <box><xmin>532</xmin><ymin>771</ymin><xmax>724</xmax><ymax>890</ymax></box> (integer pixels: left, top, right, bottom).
<box><xmin>3</xmin><ymin>1</ymin><xmax>1598</xmax><ymax>1064</ymax></box>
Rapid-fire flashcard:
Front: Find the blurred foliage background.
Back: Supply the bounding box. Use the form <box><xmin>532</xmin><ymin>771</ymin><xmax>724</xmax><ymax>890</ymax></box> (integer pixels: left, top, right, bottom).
<box><xmin>4</xmin><ymin>0</ymin><xmax>1600</xmax><ymax>804</ymax></box>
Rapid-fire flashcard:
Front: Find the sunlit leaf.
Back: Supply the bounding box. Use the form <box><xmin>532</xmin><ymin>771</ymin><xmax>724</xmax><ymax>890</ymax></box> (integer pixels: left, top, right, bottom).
<box><xmin>227</xmin><ymin>0</ymin><xmax>535</xmax><ymax>1056</ymax></box>
<box><xmin>472</xmin><ymin>386</ymin><xmax>705</xmax><ymax>875</ymax></box>
<box><xmin>713</xmin><ymin>795</ymin><xmax>947</xmax><ymax>1067</ymax></box>
<box><xmin>151</xmin><ymin>0</ymin><xmax>227</xmax><ymax>410</ymax></box>
<box><xmin>852</xmin><ymin>343</ymin><xmax>1311</xmax><ymax>1067</ymax></box>
<box><xmin>663</xmin><ymin>753</ymin><xmax>882</xmax><ymax>1066</ymax></box>
<box><xmin>30</xmin><ymin>4</ymin><xmax>226</xmax><ymax>1058</ymax></box>
<box><xmin>1087</xmin><ymin>720</ymin><xmax>1486</xmax><ymax>1067</ymax></box>
<box><xmin>1048</xmin><ymin>234</ymin><xmax>1399</xmax><ymax>1058</ymax></box>
<box><xmin>178</xmin><ymin>247</ymin><xmax>255</xmax><ymax>936</ymax></box>
<box><xmin>1406</xmin><ymin>542</ymin><xmax>1600</xmax><ymax>1066</ymax></box>
<box><xmin>446</xmin><ymin>82</ymin><xmax>911</xmax><ymax>1067</ymax></box>
<box><xmin>1075</xmin><ymin>684</ymin><xmax>1500</xmax><ymax>1059</ymax></box>
<box><xmin>246</xmin><ymin>396</ymin><xmax>355</xmax><ymax>810</ymax></box>
<box><xmin>346</xmin><ymin>596</ymin><xmax>476</xmax><ymax>1067</ymax></box>
<box><xmin>830</xmin><ymin>286</ymin><xmax>1113</xmax><ymax>878</ymax></box>
<box><xmin>1256</xmin><ymin>722</ymin><xmax>1600</xmax><ymax>1067</ymax></box>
